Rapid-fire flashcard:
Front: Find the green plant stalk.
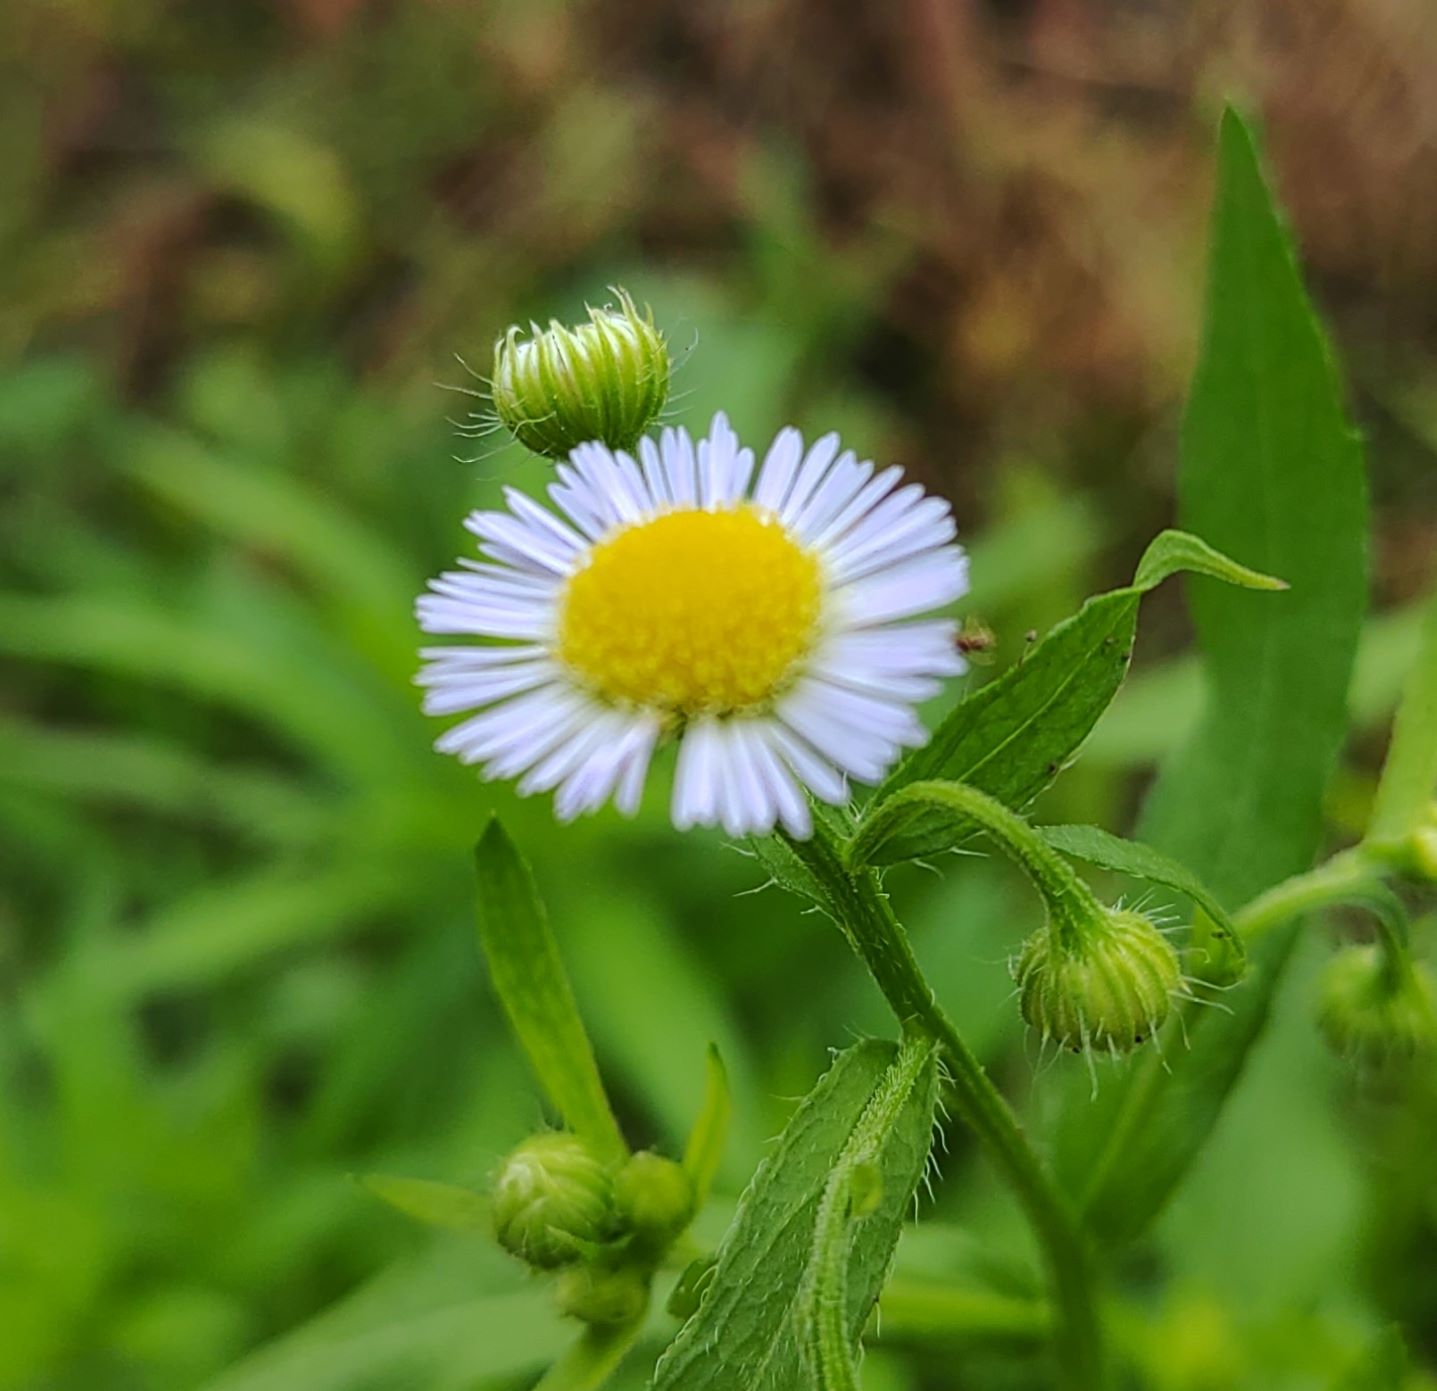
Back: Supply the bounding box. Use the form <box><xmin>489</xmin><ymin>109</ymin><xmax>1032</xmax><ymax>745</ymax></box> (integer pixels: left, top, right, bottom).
<box><xmin>1236</xmin><ymin>848</ymin><xmax>1380</xmax><ymax>944</ymax></box>
<box><xmin>852</xmin><ymin>779</ymin><xmax>1109</xmax><ymax>950</ymax></box>
<box><xmin>532</xmin><ymin>1317</ymin><xmax>647</xmax><ymax>1391</ymax></box>
<box><xmin>781</xmin><ymin>827</ymin><xmax>1107</xmax><ymax>1391</ymax></box>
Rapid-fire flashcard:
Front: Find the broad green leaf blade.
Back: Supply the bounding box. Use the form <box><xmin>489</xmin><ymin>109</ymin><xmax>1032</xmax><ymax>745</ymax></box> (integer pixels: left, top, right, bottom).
<box><xmin>474</xmin><ymin>818</ymin><xmax>626</xmax><ymax>1164</ymax></box>
<box><xmin>1057</xmin><ymin>108</ymin><xmax>1368</xmax><ymax>1247</ymax></box>
<box><xmin>1037</xmin><ymin>823</ymin><xmax>1245</xmax><ymax>981</ymax></box>
<box><xmin>859</xmin><ymin>531</ymin><xmax>1276</xmax><ymax>865</ymax></box>
<box><xmin>652</xmin><ymin>1039</ymin><xmax>939</xmax><ymax>1391</ymax></box>
<box><xmin>681</xmin><ymin>1046</ymin><xmax>732</xmax><ymax>1207</ymax></box>
<box><xmin>1139</xmin><ymin>108</ymin><xmax>1367</xmax><ymax>906</ymax></box>
<box><xmin>863</xmin><ymin>587</ymin><xmax>1140</xmax><ymax>864</ymax></box>
<box><xmin>358</xmin><ymin>1174</ymin><xmax>489</xmax><ymax>1232</ymax></box>
<box><xmin>1367</xmin><ymin>588</ymin><xmax>1437</xmax><ymax>846</ymax></box>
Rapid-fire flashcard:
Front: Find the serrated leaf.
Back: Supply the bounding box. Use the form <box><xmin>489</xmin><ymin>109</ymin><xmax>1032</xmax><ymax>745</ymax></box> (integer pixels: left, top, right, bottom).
<box><xmin>1055</xmin><ymin>108</ymin><xmax>1368</xmax><ymax>1247</ymax></box>
<box><xmin>358</xmin><ymin>1174</ymin><xmax>489</xmax><ymax>1232</ymax></box>
<box><xmin>1038</xmin><ymin>823</ymin><xmax>1245</xmax><ymax>981</ymax></box>
<box><xmin>855</xmin><ymin>530</ymin><xmax>1277</xmax><ymax>867</ymax></box>
<box><xmin>474</xmin><ymin>818</ymin><xmax>626</xmax><ymax>1164</ymax></box>
<box><xmin>652</xmin><ymin>1039</ymin><xmax>938</xmax><ymax>1391</ymax></box>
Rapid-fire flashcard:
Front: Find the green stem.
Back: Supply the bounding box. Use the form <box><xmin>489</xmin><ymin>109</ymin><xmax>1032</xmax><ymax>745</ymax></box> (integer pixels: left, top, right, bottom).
<box><xmin>875</xmin><ymin>1279</ymin><xmax>1049</xmax><ymax>1349</ymax></box>
<box><xmin>851</xmin><ymin>780</ymin><xmax>1109</xmax><ymax>950</ymax></box>
<box><xmin>531</xmin><ymin>1318</ymin><xmax>646</xmax><ymax>1391</ymax></box>
<box><xmin>1235</xmin><ymin>848</ymin><xmax>1373</xmax><ymax>944</ymax></box>
<box><xmin>782</xmin><ymin>827</ymin><xmax>1107</xmax><ymax>1391</ymax></box>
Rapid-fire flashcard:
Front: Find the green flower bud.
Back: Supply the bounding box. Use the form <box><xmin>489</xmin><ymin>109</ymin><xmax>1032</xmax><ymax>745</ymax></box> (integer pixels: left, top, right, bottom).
<box><xmin>1410</xmin><ymin>824</ymin><xmax>1437</xmax><ymax>884</ymax></box>
<box><xmin>1015</xmin><ymin>909</ymin><xmax>1182</xmax><ymax>1055</ymax></box>
<box><xmin>491</xmin><ymin>1132</ymin><xmax>618</xmax><ymax>1270</ymax></box>
<box><xmin>613</xmin><ymin>1151</ymin><xmax>694</xmax><ymax>1249</ymax></box>
<box><xmin>491</xmin><ymin>288</ymin><xmax>669</xmax><ymax>459</ymax></box>
<box><xmin>555</xmin><ymin>1263</ymin><xmax>650</xmax><ymax>1327</ymax></box>
<box><xmin>1317</xmin><ymin>945</ymin><xmax>1437</xmax><ymax>1061</ymax></box>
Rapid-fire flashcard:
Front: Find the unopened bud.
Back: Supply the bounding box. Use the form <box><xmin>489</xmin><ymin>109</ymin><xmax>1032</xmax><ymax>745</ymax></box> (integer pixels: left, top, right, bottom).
<box><xmin>491</xmin><ymin>288</ymin><xmax>669</xmax><ymax>459</ymax></box>
<box><xmin>613</xmin><ymin>1151</ymin><xmax>694</xmax><ymax>1250</ymax></box>
<box><xmin>491</xmin><ymin>1132</ymin><xmax>617</xmax><ymax>1270</ymax></box>
<box><xmin>555</xmin><ymin>1263</ymin><xmax>650</xmax><ymax>1326</ymax></box>
<box><xmin>1317</xmin><ymin>945</ymin><xmax>1437</xmax><ymax>1061</ymax></box>
<box><xmin>1015</xmin><ymin>909</ymin><xmax>1182</xmax><ymax>1055</ymax></box>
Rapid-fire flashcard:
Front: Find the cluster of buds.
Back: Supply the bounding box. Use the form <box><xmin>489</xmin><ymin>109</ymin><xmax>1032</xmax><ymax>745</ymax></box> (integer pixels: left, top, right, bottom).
<box><xmin>490</xmin><ymin>1131</ymin><xmax>695</xmax><ymax>1326</ymax></box>
<box><xmin>1014</xmin><ymin>908</ymin><xmax>1183</xmax><ymax>1056</ymax></box>
<box><xmin>488</xmin><ymin>288</ymin><xmax>671</xmax><ymax>460</ymax></box>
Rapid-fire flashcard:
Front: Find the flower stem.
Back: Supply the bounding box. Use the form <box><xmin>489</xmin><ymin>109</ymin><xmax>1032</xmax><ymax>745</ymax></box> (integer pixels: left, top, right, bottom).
<box><xmin>781</xmin><ymin>827</ymin><xmax>1107</xmax><ymax>1391</ymax></box>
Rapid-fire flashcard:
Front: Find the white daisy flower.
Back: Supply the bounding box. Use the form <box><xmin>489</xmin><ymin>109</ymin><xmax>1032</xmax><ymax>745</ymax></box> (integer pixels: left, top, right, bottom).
<box><xmin>416</xmin><ymin>412</ymin><xmax>968</xmax><ymax>838</ymax></box>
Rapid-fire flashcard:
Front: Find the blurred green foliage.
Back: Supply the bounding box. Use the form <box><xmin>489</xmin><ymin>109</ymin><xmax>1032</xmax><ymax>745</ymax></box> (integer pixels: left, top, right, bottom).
<box><xmin>2</xmin><ymin>2</ymin><xmax>1437</xmax><ymax>1389</ymax></box>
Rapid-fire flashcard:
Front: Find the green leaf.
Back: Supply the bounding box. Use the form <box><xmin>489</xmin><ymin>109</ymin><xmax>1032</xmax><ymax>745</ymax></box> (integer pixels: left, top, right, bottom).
<box><xmin>474</xmin><ymin>819</ymin><xmax>626</xmax><ymax>1164</ymax></box>
<box><xmin>358</xmin><ymin>1174</ymin><xmax>489</xmax><ymax>1232</ymax></box>
<box><xmin>860</xmin><ymin>529</ymin><xmax>1279</xmax><ymax>865</ymax></box>
<box><xmin>652</xmin><ymin>1038</ymin><xmax>938</xmax><ymax>1391</ymax></box>
<box><xmin>681</xmin><ymin>1046</ymin><xmax>732</xmax><ymax>1208</ymax></box>
<box><xmin>1131</xmin><ymin>528</ymin><xmax>1287</xmax><ymax>594</ymax></box>
<box><xmin>1037</xmin><ymin>823</ymin><xmax>1245</xmax><ymax>982</ymax></box>
<box><xmin>1055</xmin><ymin>108</ymin><xmax>1368</xmax><ymax>1247</ymax></box>
<box><xmin>799</xmin><ymin>1037</ymin><xmax>939</xmax><ymax>1391</ymax></box>
<box><xmin>1367</xmin><ymin>587</ymin><xmax>1437</xmax><ymax>845</ymax></box>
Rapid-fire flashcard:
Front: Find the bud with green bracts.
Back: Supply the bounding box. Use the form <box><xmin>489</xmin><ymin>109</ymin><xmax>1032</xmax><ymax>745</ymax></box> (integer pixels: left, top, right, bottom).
<box><xmin>491</xmin><ymin>1132</ymin><xmax>619</xmax><ymax>1270</ymax></box>
<box><xmin>613</xmin><ymin>1150</ymin><xmax>694</xmax><ymax>1251</ymax></box>
<box><xmin>1318</xmin><ymin>944</ymin><xmax>1437</xmax><ymax>1061</ymax></box>
<box><xmin>491</xmin><ymin>288</ymin><xmax>669</xmax><ymax>459</ymax></box>
<box><xmin>1015</xmin><ymin>909</ymin><xmax>1182</xmax><ymax>1055</ymax></box>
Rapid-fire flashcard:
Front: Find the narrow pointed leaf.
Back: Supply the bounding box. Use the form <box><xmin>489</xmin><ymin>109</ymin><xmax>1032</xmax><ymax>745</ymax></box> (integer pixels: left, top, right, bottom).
<box><xmin>474</xmin><ymin>818</ymin><xmax>626</xmax><ymax>1164</ymax></box>
<box><xmin>857</xmin><ymin>529</ymin><xmax>1279</xmax><ymax>867</ymax></box>
<box><xmin>358</xmin><ymin>1174</ymin><xmax>489</xmax><ymax>1232</ymax></box>
<box><xmin>1367</xmin><ymin>587</ymin><xmax>1437</xmax><ymax>846</ymax></box>
<box><xmin>1055</xmin><ymin>108</ymin><xmax>1368</xmax><ymax>1246</ymax></box>
<box><xmin>681</xmin><ymin>1046</ymin><xmax>732</xmax><ymax>1207</ymax></box>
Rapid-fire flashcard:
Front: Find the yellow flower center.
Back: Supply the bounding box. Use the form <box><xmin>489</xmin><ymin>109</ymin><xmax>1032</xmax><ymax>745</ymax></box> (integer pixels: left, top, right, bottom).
<box><xmin>557</xmin><ymin>506</ymin><xmax>823</xmax><ymax>716</ymax></box>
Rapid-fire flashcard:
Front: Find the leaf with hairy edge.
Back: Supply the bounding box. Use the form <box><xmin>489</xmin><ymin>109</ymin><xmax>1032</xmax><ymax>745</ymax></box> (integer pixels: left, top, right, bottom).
<box><xmin>1038</xmin><ymin>823</ymin><xmax>1245</xmax><ymax>982</ymax></box>
<box><xmin>1055</xmin><ymin>108</ymin><xmax>1368</xmax><ymax>1247</ymax></box>
<box><xmin>855</xmin><ymin>530</ymin><xmax>1282</xmax><ymax>867</ymax></box>
<box><xmin>474</xmin><ymin>818</ymin><xmax>627</xmax><ymax>1165</ymax></box>
<box><xmin>651</xmin><ymin>1039</ymin><xmax>938</xmax><ymax>1391</ymax></box>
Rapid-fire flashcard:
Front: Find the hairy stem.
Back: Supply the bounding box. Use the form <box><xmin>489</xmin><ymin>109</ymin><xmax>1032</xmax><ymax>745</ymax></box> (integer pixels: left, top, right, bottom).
<box><xmin>781</xmin><ymin>827</ymin><xmax>1107</xmax><ymax>1391</ymax></box>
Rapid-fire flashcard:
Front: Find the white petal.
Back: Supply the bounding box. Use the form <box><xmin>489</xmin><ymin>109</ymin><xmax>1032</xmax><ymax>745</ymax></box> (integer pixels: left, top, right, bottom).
<box><xmin>809</xmin><ymin>465</ymin><xmax>905</xmax><ymax>553</ymax></box>
<box><xmin>764</xmin><ymin>722</ymin><xmax>849</xmax><ymax>807</ymax></box>
<box><xmin>638</xmin><ymin>436</ymin><xmax>672</xmax><ymax>509</ymax></box>
<box><xmin>753</xmin><ymin>427</ymin><xmax>804</xmax><ymax>511</ymax></box>
<box><xmin>660</xmin><ymin>426</ymin><xmax>698</xmax><ymax>507</ymax></box>
<box><xmin>435</xmin><ymin>686</ymin><xmax>587</xmax><ymax>765</ymax></box>
<box><xmin>778</xmin><ymin>433</ymin><xmax>841</xmax><ymax>526</ymax></box>
<box><xmin>788</xmin><ymin>452</ymin><xmax>872</xmax><ymax>544</ymax></box>
<box><xmin>418</xmin><ymin>658</ymin><xmax>556</xmax><ymax>715</ymax></box>
<box><xmin>746</xmin><ymin>723</ymin><xmax>811</xmax><ymax>837</ymax></box>
<box><xmin>613</xmin><ymin>715</ymin><xmax>662</xmax><ymax>816</ymax></box>
<box><xmin>837</xmin><ymin>551</ymin><xmax>969</xmax><ymax>627</ymax></box>
<box><xmin>672</xmin><ymin>716</ymin><xmax>722</xmax><ymax>829</ymax></box>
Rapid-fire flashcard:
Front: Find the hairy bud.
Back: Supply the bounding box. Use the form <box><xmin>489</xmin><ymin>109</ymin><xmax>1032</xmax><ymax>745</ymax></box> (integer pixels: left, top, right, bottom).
<box><xmin>491</xmin><ymin>288</ymin><xmax>669</xmax><ymax>459</ymax></box>
<box><xmin>1317</xmin><ymin>945</ymin><xmax>1437</xmax><ymax>1061</ymax></box>
<box><xmin>1015</xmin><ymin>909</ymin><xmax>1182</xmax><ymax>1054</ymax></box>
<box><xmin>613</xmin><ymin>1151</ymin><xmax>694</xmax><ymax>1250</ymax></box>
<box><xmin>491</xmin><ymin>1132</ymin><xmax>617</xmax><ymax>1270</ymax></box>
